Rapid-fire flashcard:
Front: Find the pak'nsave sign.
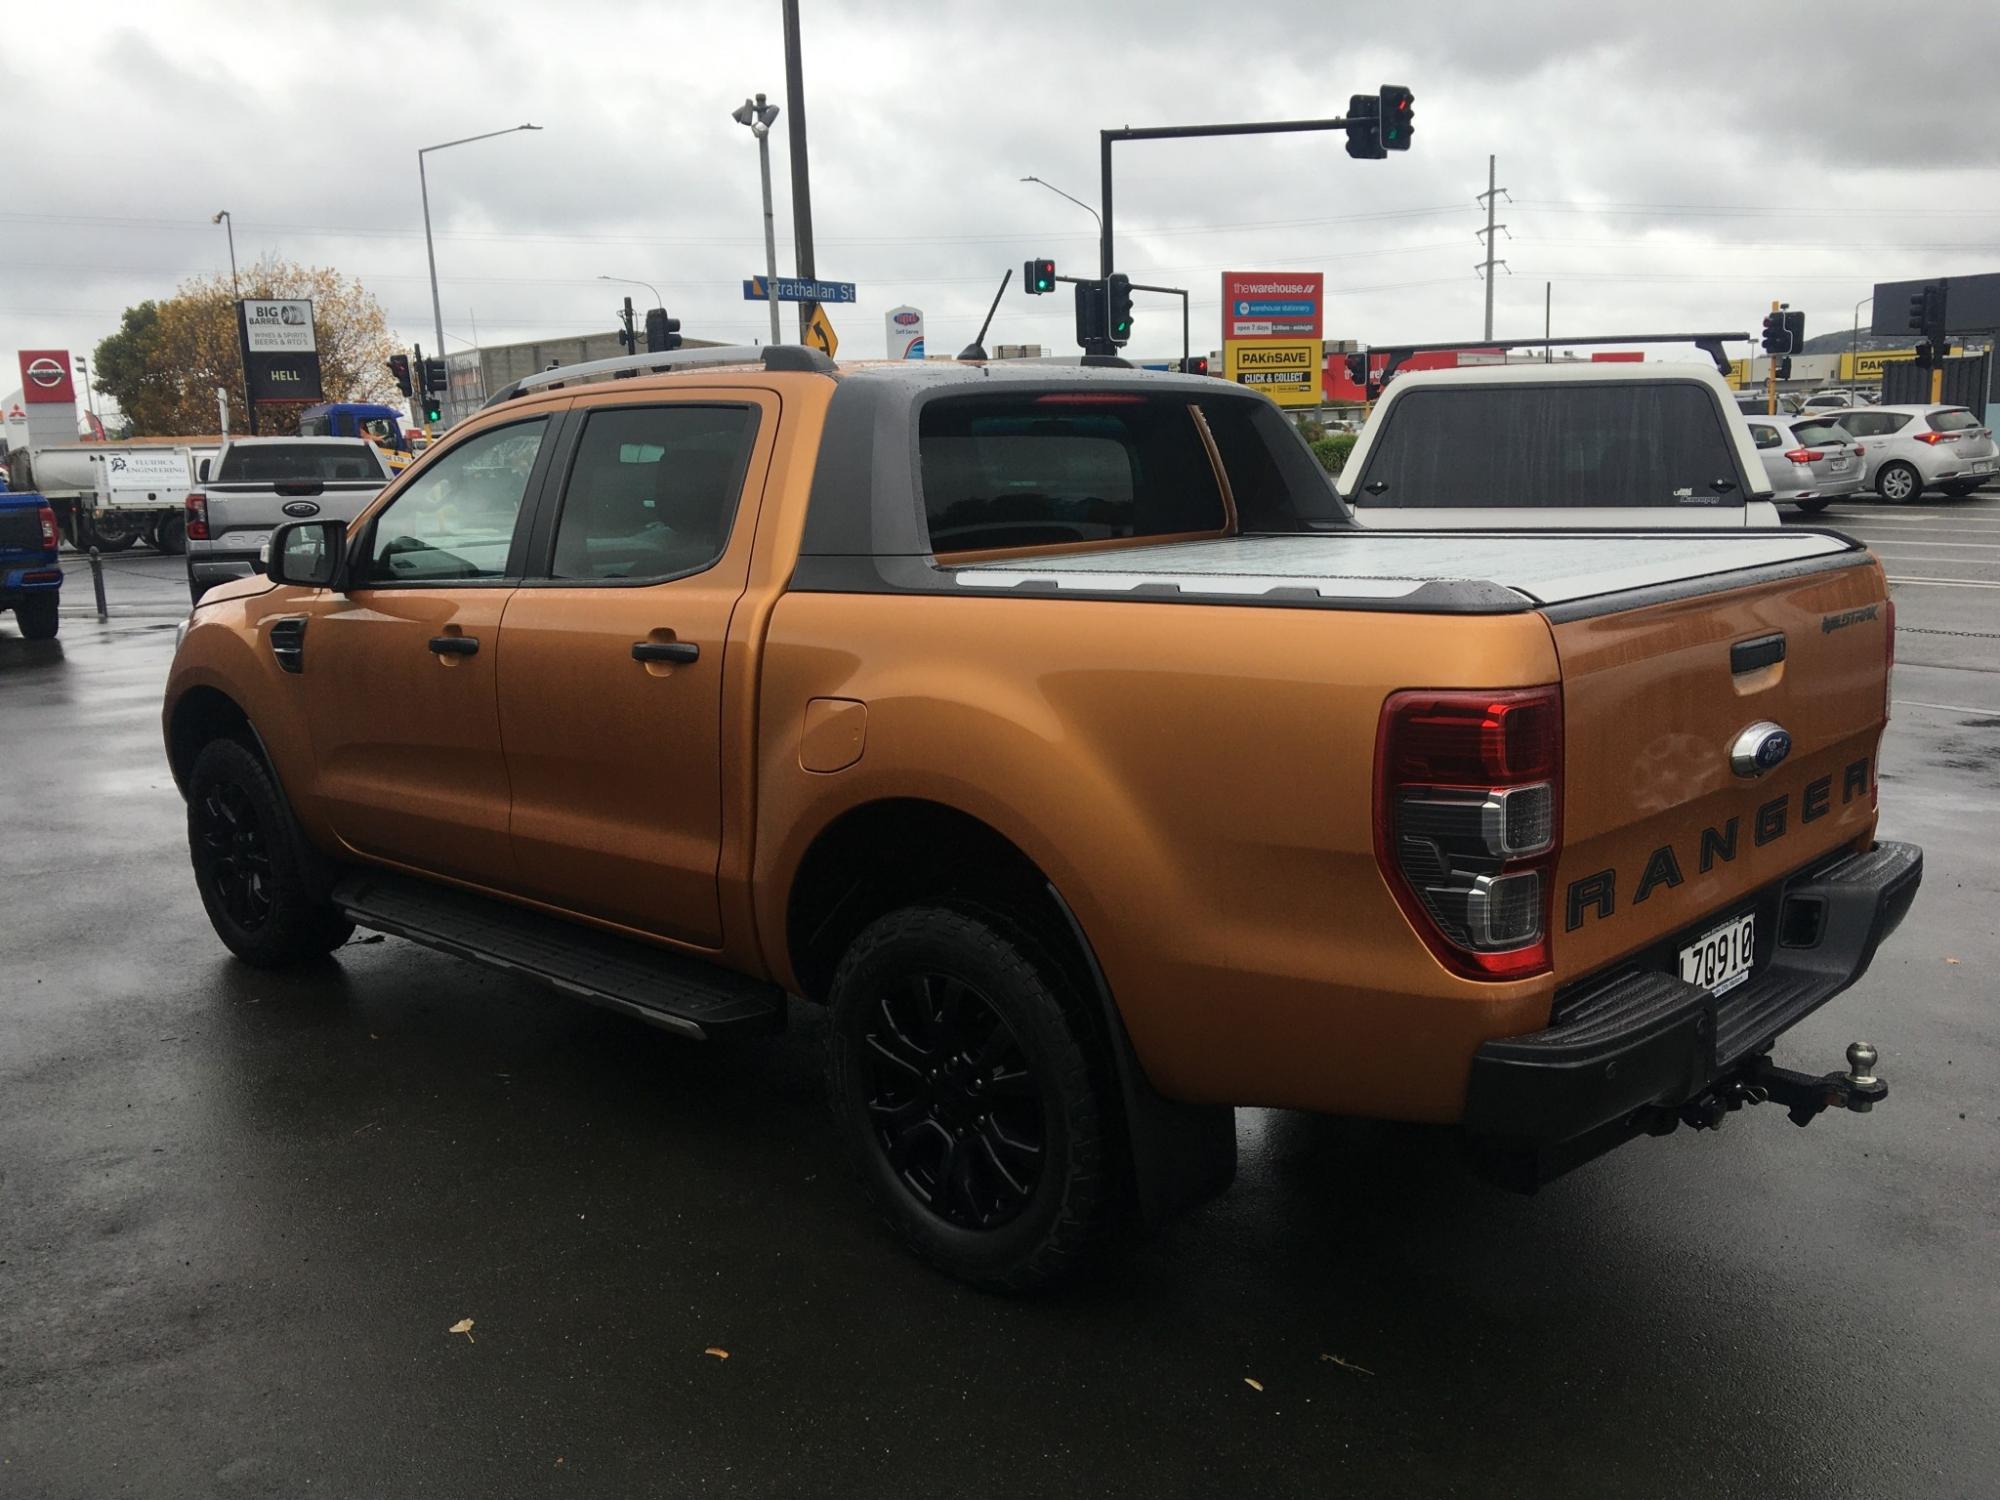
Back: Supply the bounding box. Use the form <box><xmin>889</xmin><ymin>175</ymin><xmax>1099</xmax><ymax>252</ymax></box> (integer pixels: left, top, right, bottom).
<box><xmin>238</xmin><ymin>299</ymin><xmax>324</xmax><ymax>403</ymax></box>
<box><xmin>1221</xmin><ymin>272</ymin><xmax>1324</xmax><ymax>408</ymax></box>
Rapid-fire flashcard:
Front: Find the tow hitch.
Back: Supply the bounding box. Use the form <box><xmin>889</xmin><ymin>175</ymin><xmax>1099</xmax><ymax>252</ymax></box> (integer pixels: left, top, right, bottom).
<box><xmin>1652</xmin><ymin>1043</ymin><xmax>1887</xmax><ymax>1135</ymax></box>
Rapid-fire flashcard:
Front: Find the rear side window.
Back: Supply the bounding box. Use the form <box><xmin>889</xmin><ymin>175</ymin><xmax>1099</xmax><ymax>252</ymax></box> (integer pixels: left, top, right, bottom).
<box><xmin>1928</xmin><ymin>409</ymin><xmax>1980</xmax><ymax>433</ymax></box>
<box><xmin>216</xmin><ymin>443</ymin><xmax>381</xmax><ymax>483</ymax></box>
<box><xmin>550</xmin><ymin>405</ymin><xmax>758</xmax><ymax>581</ymax></box>
<box><xmin>1355</xmin><ymin>383</ymin><xmax>1744</xmax><ymax>508</ymax></box>
<box><xmin>918</xmin><ymin>395</ymin><xmax>1226</xmax><ymax>552</ymax></box>
<box><xmin>1748</xmin><ymin>423</ymin><xmax>1781</xmax><ymax>449</ymax></box>
<box><xmin>1791</xmin><ymin>421</ymin><xmax>1848</xmax><ymax>446</ymax></box>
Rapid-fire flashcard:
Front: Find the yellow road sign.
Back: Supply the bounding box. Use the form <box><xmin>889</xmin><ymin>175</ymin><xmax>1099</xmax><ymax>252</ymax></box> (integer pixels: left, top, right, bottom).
<box><xmin>805</xmin><ymin>304</ymin><xmax>839</xmax><ymax>359</ymax></box>
<box><xmin>1224</xmin><ymin>338</ymin><xmax>1319</xmax><ymax>408</ymax></box>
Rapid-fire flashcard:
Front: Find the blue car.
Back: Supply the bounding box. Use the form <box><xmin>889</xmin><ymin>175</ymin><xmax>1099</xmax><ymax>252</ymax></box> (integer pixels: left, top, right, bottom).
<box><xmin>0</xmin><ymin>478</ymin><xmax>64</xmax><ymax>640</ymax></box>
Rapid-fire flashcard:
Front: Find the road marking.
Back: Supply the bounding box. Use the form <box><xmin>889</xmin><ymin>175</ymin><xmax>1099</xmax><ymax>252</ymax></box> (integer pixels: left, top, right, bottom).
<box><xmin>1862</xmin><ymin>540</ymin><xmax>2000</xmax><ymax>549</ymax></box>
<box><xmin>1894</xmin><ymin>699</ymin><xmax>2000</xmax><ymax>719</ymax></box>
<box><xmin>1886</xmin><ymin>575</ymin><xmax>2000</xmax><ymax>588</ymax></box>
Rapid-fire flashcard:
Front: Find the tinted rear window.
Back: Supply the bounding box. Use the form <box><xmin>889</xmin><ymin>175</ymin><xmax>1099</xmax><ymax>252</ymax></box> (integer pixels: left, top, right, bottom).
<box><xmin>1928</xmin><ymin>409</ymin><xmax>1980</xmax><ymax>433</ymax></box>
<box><xmin>1791</xmin><ymin>421</ymin><xmax>1849</xmax><ymax>445</ymax></box>
<box><xmin>216</xmin><ymin>443</ymin><xmax>381</xmax><ymax>483</ymax></box>
<box><xmin>918</xmin><ymin>395</ymin><xmax>1227</xmax><ymax>551</ymax></box>
<box><xmin>1355</xmin><ymin>383</ymin><xmax>1743</xmax><ymax>508</ymax></box>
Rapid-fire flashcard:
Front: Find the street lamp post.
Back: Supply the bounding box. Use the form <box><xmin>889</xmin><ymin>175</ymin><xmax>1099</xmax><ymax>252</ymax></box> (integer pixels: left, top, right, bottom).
<box><xmin>732</xmin><ymin>95</ymin><xmax>783</xmax><ymax>347</ymax></box>
<box><xmin>419</xmin><ymin>124</ymin><xmax>542</xmax><ymax>425</ymax></box>
<box><xmin>212</xmin><ymin>210</ymin><xmax>252</xmax><ymax>432</ymax></box>
<box><xmin>1851</xmin><ymin>294</ymin><xmax>1872</xmax><ymax>393</ymax></box>
<box><xmin>1019</xmin><ymin>174</ymin><xmax>1102</xmax><ymax>230</ymax></box>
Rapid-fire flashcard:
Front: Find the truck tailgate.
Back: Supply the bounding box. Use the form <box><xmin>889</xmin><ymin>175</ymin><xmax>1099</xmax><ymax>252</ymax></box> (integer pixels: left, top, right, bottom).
<box><xmin>1548</xmin><ymin>555</ymin><xmax>1889</xmax><ymax>980</ymax></box>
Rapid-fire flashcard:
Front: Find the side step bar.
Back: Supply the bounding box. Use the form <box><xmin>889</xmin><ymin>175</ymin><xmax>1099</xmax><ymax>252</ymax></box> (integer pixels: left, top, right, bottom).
<box><xmin>332</xmin><ymin>872</ymin><xmax>784</xmax><ymax>1040</ymax></box>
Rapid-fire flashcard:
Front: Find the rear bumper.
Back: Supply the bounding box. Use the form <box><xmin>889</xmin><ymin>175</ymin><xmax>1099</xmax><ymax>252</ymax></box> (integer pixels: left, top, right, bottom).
<box><xmin>1464</xmin><ymin>841</ymin><xmax>1922</xmax><ymax>1182</ymax></box>
<box><xmin>187</xmin><ymin>550</ymin><xmax>261</xmax><ymax>601</ymax></box>
<box><xmin>2</xmin><ymin>561</ymin><xmax>63</xmax><ymax>594</ymax></box>
<box><xmin>1773</xmin><ymin>475</ymin><xmax>1864</xmax><ymax>501</ymax></box>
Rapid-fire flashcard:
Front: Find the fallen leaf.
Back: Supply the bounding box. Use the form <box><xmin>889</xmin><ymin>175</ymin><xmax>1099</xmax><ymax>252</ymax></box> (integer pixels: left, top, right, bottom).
<box><xmin>1320</xmin><ymin>1353</ymin><xmax>1375</xmax><ymax>1375</ymax></box>
<box><xmin>703</xmin><ymin>1346</ymin><xmax>729</xmax><ymax>1360</ymax></box>
<box><xmin>1945</xmin><ymin>957</ymin><xmax>1960</xmax><ymax>965</ymax></box>
<box><xmin>449</xmin><ymin>1318</ymin><xmax>476</xmax><ymax>1343</ymax></box>
<box><xmin>1243</xmin><ymin>1377</ymin><xmax>1264</xmax><ymax>1392</ymax></box>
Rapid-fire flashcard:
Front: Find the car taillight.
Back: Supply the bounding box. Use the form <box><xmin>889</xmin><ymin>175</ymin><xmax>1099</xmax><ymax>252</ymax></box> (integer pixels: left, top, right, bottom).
<box><xmin>1853</xmin><ymin>444</ymin><xmax>1866</xmax><ymax>456</ymax></box>
<box><xmin>1914</xmin><ymin>431</ymin><xmax>1951</xmax><ymax>445</ymax></box>
<box><xmin>185</xmin><ymin>492</ymin><xmax>209</xmax><ymax>541</ymax></box>
<box><xmin>1374</xmin><ymin>687</ymin><xmax>1562</xmax><ymax>980</ymax></box>
<box><xmin>36</xmin><ymin>503</ymin><xmax>59</xmax><ymax>549</ymax></box>
<box><xmin>1784</xmin><ymin>448</ymin><xmax>1824</xmax><ymax>463</ymax></box>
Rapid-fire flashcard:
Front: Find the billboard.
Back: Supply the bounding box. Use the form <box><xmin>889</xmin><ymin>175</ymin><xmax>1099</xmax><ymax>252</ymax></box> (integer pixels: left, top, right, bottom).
<box><xmin>18</xmin><ymin>349</ymin><xmax>76</xmax><ymax>405</ymax></box>
<box><xmin>1222</xmin><ymin>272</ymin><xmax>1323</xmax><ymax>408</ymax></box>
<box><xmin>237</xmin><ymin>300</ymin><xmax>323</xmax><ymax>404</ymax></box>
<box><xmin>1871</xmin><ymin>273</ymin><xmax>2000</xmax><ymax>337</ymax></box>
<box><xmin>885</xmin><ymin>305</ymin><xmax>925</xmax><ymax>360</ymax></box>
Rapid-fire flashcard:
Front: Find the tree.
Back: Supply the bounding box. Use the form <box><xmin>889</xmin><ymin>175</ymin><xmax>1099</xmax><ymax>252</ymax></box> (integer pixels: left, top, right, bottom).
<box><xmin>91</xmin><ymin>260</ymin><xmax>400</xmax><ymax>436</ymax></box>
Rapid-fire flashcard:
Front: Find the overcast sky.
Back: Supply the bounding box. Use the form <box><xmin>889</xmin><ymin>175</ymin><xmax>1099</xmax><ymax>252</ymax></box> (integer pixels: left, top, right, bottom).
<box><xmin>5</xmin><ymin>0</ymin><xmax>1999</xmax><ymax>391</ymax></box>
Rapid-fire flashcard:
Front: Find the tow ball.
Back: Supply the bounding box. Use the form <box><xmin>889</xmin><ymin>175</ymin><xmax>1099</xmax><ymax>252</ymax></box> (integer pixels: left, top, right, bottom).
<box><xmin>1656</xmin><ymin>1043</ymin><xmax>1887</xmax><ymax>1134</ymax></box>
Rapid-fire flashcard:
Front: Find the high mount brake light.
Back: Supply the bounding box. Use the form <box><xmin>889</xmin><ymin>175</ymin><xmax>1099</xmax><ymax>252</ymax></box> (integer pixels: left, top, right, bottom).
<box><xmin>1031</xmin><ymin>393</ymin><xmax>1146</xmax><ymax>406</ymax></box>
<box><xmin>1375</xmin><ymin>688</ymin><xmax>1562</xmax><ymax>980</ymax></box>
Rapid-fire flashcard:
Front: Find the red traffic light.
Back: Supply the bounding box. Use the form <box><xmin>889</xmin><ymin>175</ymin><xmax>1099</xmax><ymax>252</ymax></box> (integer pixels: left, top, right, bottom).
<box><xmin>1378</xmin><ymin>84</ymin><xmax>1415</xmax><ymax>150</ymax></box>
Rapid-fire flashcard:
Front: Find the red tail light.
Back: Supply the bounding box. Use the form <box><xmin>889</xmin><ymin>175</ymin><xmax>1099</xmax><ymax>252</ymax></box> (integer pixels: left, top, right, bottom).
<box><xmin>36</xmin><ymin>503</ymin><xmax>59</xmax><ymax>549</ymax></box>
<box><xmin>1914</xmin><ymin>431</ymin><xmax>1951</xmax><ymax>445</ymax></box>
<box><xmin>1854</xmin><ymin>444</ymin><xmax>1866</xmax><ymax>456</ymax></box>
<box><xmin>1374</xmin><ymin>687</ymin><xmax>1562</xmax><ymax>980</ymax></box>
<box><xmin>185</xmin><ymin>492</ymin><xmax>209</xmax><ymax>542</ymax></box>
<box><xmin>1783</xmin><ymin>448</ymin><xmax>1824</xmax><ymax>463</ymax></box>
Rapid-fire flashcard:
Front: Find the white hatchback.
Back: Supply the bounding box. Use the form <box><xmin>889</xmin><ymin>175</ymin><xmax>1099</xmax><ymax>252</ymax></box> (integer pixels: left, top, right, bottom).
<box><xmin>1826</xmin><ymin>405</ymin><xmax>1998</xmax><ymax>502</ymax></box>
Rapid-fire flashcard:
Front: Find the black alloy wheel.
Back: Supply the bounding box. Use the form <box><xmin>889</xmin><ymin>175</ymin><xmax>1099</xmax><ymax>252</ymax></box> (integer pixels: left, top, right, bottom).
<box><xmin>193</xmin><ymin>779</ymin><xmax>276</xmax><ymax>932</ymax></box>
<box><xmin>858</xmin><ymin>972</ymin><xmax>1047</xmax><ymax>1230</ymax></box>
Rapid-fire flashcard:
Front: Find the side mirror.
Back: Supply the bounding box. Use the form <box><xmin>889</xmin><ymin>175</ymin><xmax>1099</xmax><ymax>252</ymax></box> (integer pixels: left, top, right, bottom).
<box><xmin>197</xmin><ymin>458</ymin><xmax>211</xmax><ymax>483</ymax></box>
<box><xmin>267</xmin><ymin>519</ymin><xmax>347</xmax><ymax>589</ymax></box>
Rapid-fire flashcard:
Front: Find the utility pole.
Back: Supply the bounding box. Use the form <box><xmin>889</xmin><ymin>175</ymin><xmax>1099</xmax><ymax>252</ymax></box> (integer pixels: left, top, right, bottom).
<box><xmin>619</xmin><ymin>296</ymin><xmax>637</xmax><ymax>355</ymax></box>
<box><xmin>1475</xmin><ymin>155</ymin><xmax>1509</xmax><ymax>341</ymax></box>
<box><xmin>781</xmin><ymin>0</ymin><xmax>816</xmax><ymax>345</ymax></box>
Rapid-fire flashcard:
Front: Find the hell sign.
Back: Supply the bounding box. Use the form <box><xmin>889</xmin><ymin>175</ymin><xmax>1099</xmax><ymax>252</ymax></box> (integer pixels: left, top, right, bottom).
<box><xmin>238</xmin><ymin>300</ymin><xmax>323</xmax><ymax>403</ymax></box>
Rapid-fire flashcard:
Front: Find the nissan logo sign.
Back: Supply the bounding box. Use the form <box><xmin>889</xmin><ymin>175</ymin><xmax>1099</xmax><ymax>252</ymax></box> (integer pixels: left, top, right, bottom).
<box><xmin>281</xmin><ymin>500</ymin><xmax>322</xmax><ymax>518</ymax></box>
<box><xmin>26</xmin><ymin>357</ymin><xmax>65</xmax><ymax>388</ymax></box>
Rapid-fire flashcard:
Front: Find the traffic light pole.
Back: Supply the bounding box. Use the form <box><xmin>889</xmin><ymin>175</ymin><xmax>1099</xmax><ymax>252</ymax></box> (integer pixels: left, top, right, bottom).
<box><xmin>1126</xmin><ymin>280</ymin><xmax>1189</xmax><ymax>371</ymax></box>
<box><xmin>1098</xmin><ymin>113</ymin><xmax>1350</xmax><ymax>355</ymax></box>
<box><xmin>1768</xmin><ymin>298</ymin><xmax>1781</xmax><ymax>417</ymax></box>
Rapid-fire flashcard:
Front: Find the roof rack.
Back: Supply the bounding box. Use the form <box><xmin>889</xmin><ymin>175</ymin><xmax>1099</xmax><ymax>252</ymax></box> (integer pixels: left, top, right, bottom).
<box><xmin>483</xmin><ymin>344</ymin><xmax>836</xmax><ymax>408</ymax></box>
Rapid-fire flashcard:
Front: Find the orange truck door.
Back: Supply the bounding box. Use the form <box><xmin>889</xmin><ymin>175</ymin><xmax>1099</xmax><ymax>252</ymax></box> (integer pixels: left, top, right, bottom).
<box><xmin>302</xmin><ymin>414</ymin><xmax>556</xmax><ymax>888</ymax></box>
<box><xmin>495</xmin><ymin>393</ymin><xmax>777</xmax><ymax>949</ymax></box>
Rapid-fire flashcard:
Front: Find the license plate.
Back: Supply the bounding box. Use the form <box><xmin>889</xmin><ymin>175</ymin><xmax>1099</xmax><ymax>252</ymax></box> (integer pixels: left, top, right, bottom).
<box><xmin>1679</xmin><ymin>913</ymin><xmax>1755</xmax><ymax>996</ymax></box>
<box><xmin>1972</xmin><ymin>460</ymin><xmax>1995</xmax><ymax>474</ymax></box>
<box><xmin>1830</xmin><ymin>456</ymin><xmax>1849</xmax><ymax>470</ymax></box>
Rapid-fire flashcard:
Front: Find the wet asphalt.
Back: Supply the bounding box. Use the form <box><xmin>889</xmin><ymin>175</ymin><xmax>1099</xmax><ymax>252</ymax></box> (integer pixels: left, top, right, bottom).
<box><xmin>2</xmin><ymin>508</ymin><xmax>1996</xmax><ymax>1499</ymax></box>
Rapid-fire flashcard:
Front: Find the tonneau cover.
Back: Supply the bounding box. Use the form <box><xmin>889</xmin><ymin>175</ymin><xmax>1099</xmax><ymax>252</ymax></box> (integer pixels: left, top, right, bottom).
<box><xmin>952</xmin><ymin>531</ymin><xmax>1856</xmax><ymax>608</ymax></box>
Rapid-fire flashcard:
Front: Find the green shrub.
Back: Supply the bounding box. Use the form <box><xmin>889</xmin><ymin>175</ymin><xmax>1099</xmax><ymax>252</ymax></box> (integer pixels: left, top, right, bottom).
<box><xmin>1309</xmin><ymin>432</ymin><xmax>1356</xmax><ymax>475</ymax></box>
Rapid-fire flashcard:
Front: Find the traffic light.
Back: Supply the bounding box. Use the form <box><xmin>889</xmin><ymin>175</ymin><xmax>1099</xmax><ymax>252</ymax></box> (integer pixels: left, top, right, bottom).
<box><xmin>1783</xmin><ymin>310</ymin><xmax>1805</xmax><ymax>353</ymax></box>
<box><xmin>387</xmin><ymin>353</ymin><xmax>412</xmax><ymax>397</ymax></box>
<box><xmin>1913</xmin><ymin>341</ymin><xmax>1935</xmax><ymax>371</ymax></box>
<box><xmin>1180</xmin><ymin>355</ymin><xmax>1209</xmax><ymax>376</ymax></box>
<box><xmin>645</xmin><ymin>307</ymin><xmax>682</xmax><ymax>353</ymax></box>
<box><xmin>1073</xmin><ymin>278</ymin><xmax>1107</xmax><ymax>350</ymax></box>
<box><xmin>1344</xmin><ymin>93</ymin><xmax>1383</xmax><ymax>160</ymax></box>
<box><xmin>1776</xmin><ymin>356</ymin><xmax>1793</xmax><ymax>381</ymax></box>
<box><xmin>1024</xmin><ymin>258</ymin><xmax>1056</xmax><ymax>295</ymax></box>
<box><xmin>1760</xmin><ymin>312</ymin><xmax>1788</xmax><ymax>355</ymax></box>
<box><xmin>420</xmin><ymin>357</ymin><xmax>447</xmax><ymax>425</ymax></box>
<box><xmin>1379</xmin><ymin>85</ymin><xmax>1415</xmax><ymax>150</ymax></box>
<box><xmin>1107</xmin><ymin>273</ymin><xmax>1134</xmax><ymax>344</ymax></box>
<box><xmin>1344</xmin><ymin>351</ymin><xmax>1368</xmax><ymax>387</ymax></box>
<box><xmin>1907</xmin><ymin>289</ymin><xmax>1928</xmax><ymax>335</ymax></box>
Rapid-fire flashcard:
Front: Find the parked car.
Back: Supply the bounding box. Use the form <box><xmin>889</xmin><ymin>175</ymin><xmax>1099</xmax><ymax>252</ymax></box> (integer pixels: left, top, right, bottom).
<box><xmin>0</xmin><ymin>484</ymin><xmax>63</xmax><ymax>639</ymax></box>
<box><xmin>164</xmin><ymin>347</ymin><xmax>1920</xmax><ymax>1289</ymax></box>
<box><xmin>1827</xmin><ymin>405</ymin><xmax>1999</xmax><ymax>502</ymax></box>
<box><xmin>185</xmin><ymin>437</ymin><xmax>393</xmax><ymax>603</ymax></box>
<box><xmin>1800</xmin><ymin>390</ymin><xmax>1862</xmax><ymax>413</ymax></box>
<box><xmin>1340</xmin><ymin>363</ymin><xmax>1781</xmax><ymax>527</ymax></box>
<box><xmin>1743</xmin><ymin>413</ymin><xmax>1866</xmax><ymax>514</ymax></box>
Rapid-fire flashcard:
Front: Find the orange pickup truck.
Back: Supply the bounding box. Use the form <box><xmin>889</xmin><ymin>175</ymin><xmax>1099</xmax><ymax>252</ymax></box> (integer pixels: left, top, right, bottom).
<box><xmin>163</xmin><ymin>346</ymin><xmax>1921</xmax><ymax>1289</ymax></box>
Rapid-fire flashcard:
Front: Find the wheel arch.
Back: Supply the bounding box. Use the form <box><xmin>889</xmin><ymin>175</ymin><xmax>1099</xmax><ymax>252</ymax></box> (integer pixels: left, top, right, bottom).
<box><xmin>166</xmin><ymin>684</ymin><xmax>260</xmax><ymax>794</ymax></box>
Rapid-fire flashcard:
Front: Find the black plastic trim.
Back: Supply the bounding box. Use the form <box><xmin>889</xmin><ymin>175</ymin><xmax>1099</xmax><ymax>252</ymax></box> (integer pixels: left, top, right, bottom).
<box><xmin>1537</xmin><ymin>544</ymin><xmax>1870</xmax><ymax>622</ymax></box>
<box><xmin>1464</xmin><ymin>840</ymin><xmax>1921</xmax><ymax>1182</ymax></box>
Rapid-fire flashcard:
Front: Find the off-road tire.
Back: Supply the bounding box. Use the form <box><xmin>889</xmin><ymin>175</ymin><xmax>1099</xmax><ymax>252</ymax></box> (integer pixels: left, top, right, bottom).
<box><xmin>1876</xmin><ymin>462</ymin><xmax>1921</xmax><ymax>503</ymax></box>
<box><xmin>86</xmin><ymin>515</ymin><xmax>140</xmax><ymax>552</ymax></box>
<box><xmin>155</xmin><ymin>513</ymin><xmax>188</xmax><ymax>555</ymax></box>
<box><xmin>187</xmin><ymin>739</ymin><xmax>352</xmax><ymax>967</ymax></box>
<box><xmin>15</xmin><ymin>595</ymin><xmax>59</xmax><ymax>640</ymax></box>
<box><xmin>825</xmin><ymin>905</ymin><xmax>1116</xmax><ymax>1292</ymax></box>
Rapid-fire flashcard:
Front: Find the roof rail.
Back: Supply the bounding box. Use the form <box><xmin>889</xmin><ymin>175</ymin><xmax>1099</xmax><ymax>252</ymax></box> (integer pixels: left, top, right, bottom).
<box><xmin>483</xmin><ymin>344</ymin><xmax>837</xmax><ymax>408</ymax></box>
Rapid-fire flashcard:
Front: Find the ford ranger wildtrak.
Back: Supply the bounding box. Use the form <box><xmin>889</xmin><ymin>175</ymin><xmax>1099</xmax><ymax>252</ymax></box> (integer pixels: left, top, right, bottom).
<box><xmin>162</xmin><ymin>347</ymin><xmax>1921</xmax><ymax>1289</ymax></box>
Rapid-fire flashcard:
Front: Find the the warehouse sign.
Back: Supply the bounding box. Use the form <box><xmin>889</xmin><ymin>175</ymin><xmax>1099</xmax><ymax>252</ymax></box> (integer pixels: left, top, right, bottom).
<box><xmin>237</xmin><ymin>299</ymin><xmax>323</xmax><ymax>403</ymax></box>
<box><xmin>1225</xmin><ymin>339</ymin><xmax>1320</xmax><ymax>404</ymax></box>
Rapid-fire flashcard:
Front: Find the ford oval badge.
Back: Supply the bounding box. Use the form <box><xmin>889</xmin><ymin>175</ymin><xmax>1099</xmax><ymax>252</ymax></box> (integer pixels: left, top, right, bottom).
<box><xmin>281</xmin><ymin>500</ymin><xmax>321</xmax><ymax>518</ymax></box>
<box><xmin>1729</xmin><ymin>721</ymin><xmax>1792</xmax><ymax>778</ymax></box>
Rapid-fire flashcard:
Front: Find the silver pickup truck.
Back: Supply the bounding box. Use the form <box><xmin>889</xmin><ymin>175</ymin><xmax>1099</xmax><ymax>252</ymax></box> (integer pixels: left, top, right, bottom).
<box><xmin>186</xmin><ymin>437</ymin><xmax>391</xmax><ymax>603</ymax></box>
